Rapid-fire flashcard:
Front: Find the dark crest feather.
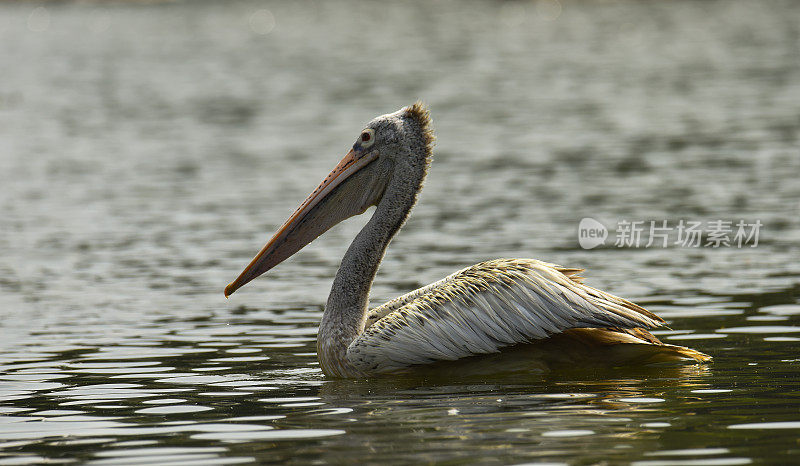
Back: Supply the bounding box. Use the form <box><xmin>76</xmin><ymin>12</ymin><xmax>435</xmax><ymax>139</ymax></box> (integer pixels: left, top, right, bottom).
<box><xmin>404</xmin><ymin>101</ymin><xmax>435</xmax><ymax>158</ymax></box>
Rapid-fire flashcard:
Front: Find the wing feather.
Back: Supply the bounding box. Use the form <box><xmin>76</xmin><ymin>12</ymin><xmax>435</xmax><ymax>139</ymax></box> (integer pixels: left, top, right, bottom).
<box><xmin>347</xmin><ymin>259</ymin><xmax>664</xmax><ymax>373</ymax></box>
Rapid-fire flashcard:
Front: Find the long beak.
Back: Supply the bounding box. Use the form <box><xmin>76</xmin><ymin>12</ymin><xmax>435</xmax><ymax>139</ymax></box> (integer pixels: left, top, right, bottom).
<box><xmin>225</xmin><ymin>149</ymin><xmax>382</xmax><ymax>297</ymax></box>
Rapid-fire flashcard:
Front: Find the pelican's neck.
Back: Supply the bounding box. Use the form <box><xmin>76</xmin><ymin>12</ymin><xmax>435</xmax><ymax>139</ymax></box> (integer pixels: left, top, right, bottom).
<box><xmin>317</xmin><ymin>171</ymin><xmax>421</xmax><ymax>377</ymax></box>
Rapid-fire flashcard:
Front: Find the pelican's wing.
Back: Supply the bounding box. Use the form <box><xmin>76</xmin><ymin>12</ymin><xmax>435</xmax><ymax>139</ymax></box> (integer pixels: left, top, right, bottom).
<box><xmin>347</xmin><ymin>258</ymin><xmax>665</xmax><ymax>374</ymax></box>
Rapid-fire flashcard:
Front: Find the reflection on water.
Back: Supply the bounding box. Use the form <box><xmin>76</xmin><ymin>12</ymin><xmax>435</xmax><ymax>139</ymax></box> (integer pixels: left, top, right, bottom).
<box><xmin>1</xmin><ymin>0</ymin><xmax>799</xmax><ymax>464</ymax></box>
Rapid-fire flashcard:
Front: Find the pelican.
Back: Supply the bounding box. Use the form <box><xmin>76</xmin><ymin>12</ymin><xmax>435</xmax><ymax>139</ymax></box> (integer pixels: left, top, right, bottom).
<box><xmin>225</xmin><ymin>103</ymin><xmax>710</xmax><ymax>378</ymax></box>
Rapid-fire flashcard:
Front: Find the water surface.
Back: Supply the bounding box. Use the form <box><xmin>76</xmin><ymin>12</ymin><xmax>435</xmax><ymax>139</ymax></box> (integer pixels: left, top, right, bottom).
<box><xmin>1</xmin><ymin>0</ymin><xmax>800</xmax><ymax>464</ymax></box>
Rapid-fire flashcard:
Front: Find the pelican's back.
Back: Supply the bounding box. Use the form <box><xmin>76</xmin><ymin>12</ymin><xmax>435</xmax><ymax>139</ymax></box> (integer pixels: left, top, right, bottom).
<box><xmin>347</xmin><ymin>259</ymin><xmax>708</xmax><ymax>374</ymax></box>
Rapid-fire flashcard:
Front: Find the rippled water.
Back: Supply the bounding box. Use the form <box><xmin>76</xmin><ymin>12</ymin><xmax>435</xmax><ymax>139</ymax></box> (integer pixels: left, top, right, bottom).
<box><xmin>1</xmin><ymin>0</ymin><xmax>800</xmax><ymax>464</ymax></box>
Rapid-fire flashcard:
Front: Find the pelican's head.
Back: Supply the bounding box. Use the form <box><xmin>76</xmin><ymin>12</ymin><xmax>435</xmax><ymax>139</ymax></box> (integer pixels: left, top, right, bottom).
<box><xmin>224</xmin><ymin>102</ymin><xmax>434</xmax><ymax>297</ymax></box>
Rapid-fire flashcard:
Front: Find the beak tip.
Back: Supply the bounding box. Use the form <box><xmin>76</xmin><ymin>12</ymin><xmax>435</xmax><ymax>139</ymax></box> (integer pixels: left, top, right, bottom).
<box><xmin>224</xmin><ymin>282</ymin><xmax>237</xmax><ymax>298</ymax></box>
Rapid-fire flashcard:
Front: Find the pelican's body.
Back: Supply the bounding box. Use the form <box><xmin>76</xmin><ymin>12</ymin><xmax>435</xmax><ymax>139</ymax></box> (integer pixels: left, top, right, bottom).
<box><xmin>225</xmin><ymin>103</ymin><xmax>710</xmax><ymax>378</ymax></box>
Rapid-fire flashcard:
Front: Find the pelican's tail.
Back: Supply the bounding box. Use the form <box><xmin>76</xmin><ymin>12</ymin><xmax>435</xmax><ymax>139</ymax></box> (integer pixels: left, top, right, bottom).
<box><xmin>554</xmin><ymin>328</ymin><xmax>712</xmax><ymax>365</ymax></box>
<box><xmin>639</xmin><ymin>343</ymin><xmax>712</xmax><ymax>364</ymax></box>
<box><xmin>400</xmin><ymin>328</ymin><xmax>711</xmax><ymax>379</ymax></box>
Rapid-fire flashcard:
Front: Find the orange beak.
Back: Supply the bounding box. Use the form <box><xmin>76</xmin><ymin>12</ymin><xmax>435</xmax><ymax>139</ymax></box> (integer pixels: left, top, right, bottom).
<box><xmin>225</xmin><ymin>148</ymin><xmax>381</xmax><ymax>297</ymax></box>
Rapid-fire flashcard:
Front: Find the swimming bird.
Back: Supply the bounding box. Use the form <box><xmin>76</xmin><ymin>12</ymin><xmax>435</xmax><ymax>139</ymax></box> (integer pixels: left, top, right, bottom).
<box><xmin>224</xmin><ymin>103</ymin><xmax>710</xmax><ymax>378</ymax></box>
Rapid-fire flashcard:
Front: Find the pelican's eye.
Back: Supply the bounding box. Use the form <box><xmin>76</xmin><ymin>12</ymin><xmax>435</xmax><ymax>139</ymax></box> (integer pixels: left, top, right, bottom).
<box><xmin>359</xmin><ymin>129</ymin><xmax>376</xmax><ymax>149</ymax></box>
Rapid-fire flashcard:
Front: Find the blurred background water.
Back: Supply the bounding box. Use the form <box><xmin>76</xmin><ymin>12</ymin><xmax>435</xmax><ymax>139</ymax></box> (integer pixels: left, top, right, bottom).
<box><xmin>1</xmin><ymin>0</ymin><xmax>799</xmax><ymax>464</ymax></box>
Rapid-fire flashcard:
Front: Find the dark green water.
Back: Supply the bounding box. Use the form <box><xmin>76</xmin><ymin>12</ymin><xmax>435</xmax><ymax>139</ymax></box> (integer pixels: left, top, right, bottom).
<box><xmin>1</xmin><ymin>0</ymin><xmax>799</xmax><ymax>464</ymax></box>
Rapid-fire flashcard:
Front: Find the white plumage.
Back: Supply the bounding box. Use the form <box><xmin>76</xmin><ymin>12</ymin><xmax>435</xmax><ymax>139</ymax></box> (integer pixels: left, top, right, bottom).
<box><xmin>349</xmin><ymin>259</ymin><xmax>663</xmax><ymax>373</ymax></box>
